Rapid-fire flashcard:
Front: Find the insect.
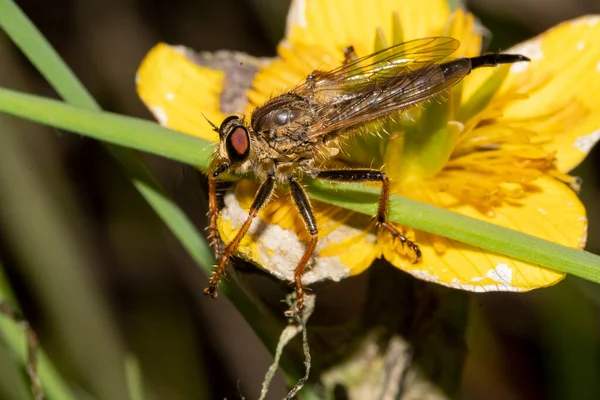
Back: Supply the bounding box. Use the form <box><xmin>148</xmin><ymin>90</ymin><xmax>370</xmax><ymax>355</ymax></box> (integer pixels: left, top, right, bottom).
<box><xmin>203</xmin><ymin>36</ymin><xmax>529</xmax><ymax>312</ymax></box>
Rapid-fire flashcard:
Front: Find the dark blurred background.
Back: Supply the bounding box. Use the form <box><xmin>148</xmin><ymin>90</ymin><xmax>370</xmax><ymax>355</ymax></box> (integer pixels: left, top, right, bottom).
<box><xmin>0</xmin><ymin>0</ymin><xmax>599</xmax><ymax>399</ymax></box>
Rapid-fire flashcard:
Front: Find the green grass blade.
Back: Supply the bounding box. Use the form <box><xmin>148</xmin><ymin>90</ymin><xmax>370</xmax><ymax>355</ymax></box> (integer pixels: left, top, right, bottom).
<box><xmin>0</xmin><ymin>315</ymin><xmax>34</xmax><ymax>400</ymax></box>
<box><xmin>0</xmin><ymin>87</ymin><xmax>598</xmax><ymax>286</ymax></box>
<box><xmin>0</xmin><ymin>262</ymin><xmax>78</xmax><ymax>400</ymax></box>
<box><xmin>0</xmin><ymin>0</ymin><xmax>98</xmax><ymax>109</ymax></box>
<box><xmin>0</xmin><ymin>87</ymin><xmax>212</xmax><ymax>166</ymax></box>
<box><xmin>125</xmin><ymin>356</ymin><xmax>144</xmax><ymax>400</ymax></box>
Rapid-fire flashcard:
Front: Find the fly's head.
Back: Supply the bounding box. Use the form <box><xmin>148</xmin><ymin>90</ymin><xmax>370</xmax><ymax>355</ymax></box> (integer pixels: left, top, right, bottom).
<box><xmin>209</xmin><ymin>115</ymin><xmax>256</xmax><ymax>178</ymax></box>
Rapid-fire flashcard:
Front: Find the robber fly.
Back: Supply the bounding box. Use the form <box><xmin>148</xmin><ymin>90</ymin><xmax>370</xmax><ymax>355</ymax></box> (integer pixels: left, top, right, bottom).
<box><xmin>203</xmin><ymin>36</ymin><xmax>529</xmax><ymax>312</ymax></box>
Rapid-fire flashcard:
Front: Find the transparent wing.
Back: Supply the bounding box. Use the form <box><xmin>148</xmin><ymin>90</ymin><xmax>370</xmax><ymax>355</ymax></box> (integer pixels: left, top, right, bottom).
<box><xmin>306</xmin><ymin>36</ymin><xmax>460</xmax><ymax>87</ymax></box>
<box><xmin>289</xmin><ymin>37</ymin><xmax>467</xmax><ymax>137</ymax></box>
<box><xmin>310</xmin><ymin>62</ymin><xmax>471</xmax><ymax>136</ymax></box>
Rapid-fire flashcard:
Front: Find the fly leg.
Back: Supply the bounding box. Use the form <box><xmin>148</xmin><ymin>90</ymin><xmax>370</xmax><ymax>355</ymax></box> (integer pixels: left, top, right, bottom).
<box><xmin>207</xmin><ymin>162</ymin><xmax>232</xmax><ymax>258</ymax></box>
<box><xmin>207</xmin><ymin>174</ymin><xmax>223</xmax><ymax>258</ymax></box>
<box><xmin>305</xmin><ymin>45</ymin><xmax>356</xmax><ymax>93</ymax></box>
<box><xmin>314</xmin><ymin>169</ymin><xmax>421</xmax><ymax>263</ymax></box>
<box><xmin>204</xmin><ymin>169</ymin><xmax>276</xmax><ymax>298</ymax></box>
<box><xmin>305</xmin><ymin>70</ymin><xmax>326</xmax><ymax>93</ymax></box>
<box><xmin>288</xmin><ymin>175</ymin><xmax>319</xmax><ymax>313</ymax></box>
<box><xmin>342</xmin><ymin>45</ymin><xmax>357</xmax><ymax>64</ymax></box>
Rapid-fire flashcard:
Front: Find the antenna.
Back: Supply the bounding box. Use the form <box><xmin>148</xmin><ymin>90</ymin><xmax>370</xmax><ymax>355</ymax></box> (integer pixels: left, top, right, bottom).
<box><xmin>202</xmin><ymin>113</ymin><xmax>220</xmax><ymax>133</ymax></box>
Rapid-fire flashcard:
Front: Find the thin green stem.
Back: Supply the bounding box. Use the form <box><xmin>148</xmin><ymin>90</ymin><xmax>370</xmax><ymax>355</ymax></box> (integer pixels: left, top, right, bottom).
<box><xmin>0</xmin><ymin>87</ymin><xmax>212</xmax><ymax>166</ymax></box>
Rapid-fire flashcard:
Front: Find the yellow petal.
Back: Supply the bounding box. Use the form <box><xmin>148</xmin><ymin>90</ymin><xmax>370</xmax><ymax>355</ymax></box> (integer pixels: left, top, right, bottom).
<box><xmin>443</xmin><ymin>9</ymin><xmax>482</xmax><ymax>58</ymax></box>
<box><xmin>249</xmin><ymin>1</ymin><xmax>461</xmax><ymax>114</ymax></box>
<box><xmin>136</xmin><ymin>43</ymin><xmax>224</xmax><ymax>142</ymax></box>
<box><xmin>463</xmin><ymin>15</ymin><xmax>600</xmax><ymax>173</ymax></box>
<box><xmin>386</xmin><ymin>176</ymin><xmax>587</xmax><ymax>291</ymax></box>
<box><xmin>217</xmin><ymin>180</ymin><xmax>380</xmax><ymax>284</ymax></box>
<box><xmin>285</xmin><ymin>0</ymin><xmax>450</xmax><ymax>56</ymax></box>
<box><xmin>247</xmin><ymin>43</ymin><xmax>341</xmax><ymax>112</ymax></box>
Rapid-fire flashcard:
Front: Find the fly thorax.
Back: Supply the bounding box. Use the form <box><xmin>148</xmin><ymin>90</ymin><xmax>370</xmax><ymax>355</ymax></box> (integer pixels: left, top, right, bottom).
<box><xmin>250</xmin><ymin>93</ymin><xmax>315</xmax><ymax>151</ymax></box>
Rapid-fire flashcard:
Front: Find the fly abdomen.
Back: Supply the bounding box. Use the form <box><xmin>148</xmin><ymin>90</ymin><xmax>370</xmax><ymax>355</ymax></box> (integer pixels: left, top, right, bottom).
<box><xmin>441</xmin><ymin>58</ymin><xmax>472</xmax><ymax>80</ymax></box>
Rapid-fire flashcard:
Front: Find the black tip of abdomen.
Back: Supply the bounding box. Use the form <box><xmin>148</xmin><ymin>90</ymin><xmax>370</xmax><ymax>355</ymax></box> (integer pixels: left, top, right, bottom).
<box><xmin>469</xmin><ymin>53</ymin><xmax>530</xmax><ymax>70</ymax></box>
<box><xmin>441</xmin><ymin>53</ymin><xmax>530</xmax><ymax>79</ymax></box>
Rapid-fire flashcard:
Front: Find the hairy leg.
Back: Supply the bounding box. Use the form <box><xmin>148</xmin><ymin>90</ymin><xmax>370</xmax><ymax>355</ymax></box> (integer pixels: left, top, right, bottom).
<box><xmin>315</xmin><ymin>169</ymin><xmax>421</xmax><ymax>262</ymax></box>
<box><xmin>207</xmin><ymin>174</ymin><xmax>222</xmax><ymax>258</ymax></box>
<box><xmin>204</xmin><ymin>170</ymin><xmax>276</xmax><ymax>297</ymax></box>
<box><xmin>288</xmin><ymin>175</ymin><xmax>319</xmax><ymax>313</ymax></box>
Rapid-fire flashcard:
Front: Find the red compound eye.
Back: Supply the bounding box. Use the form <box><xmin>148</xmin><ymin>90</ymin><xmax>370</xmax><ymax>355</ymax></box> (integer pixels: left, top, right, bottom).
<box><xmin>226</xmin><ymin>126</ymin><xmax>250</xmax><ymax>162</ymax></box>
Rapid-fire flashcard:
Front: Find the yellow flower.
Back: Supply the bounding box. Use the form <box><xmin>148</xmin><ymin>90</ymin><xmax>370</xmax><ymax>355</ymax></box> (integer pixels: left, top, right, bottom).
<box><xmin>136</xmin><ymin>0</ymin><xmax>599</xmax><ymax>292</ymax></box>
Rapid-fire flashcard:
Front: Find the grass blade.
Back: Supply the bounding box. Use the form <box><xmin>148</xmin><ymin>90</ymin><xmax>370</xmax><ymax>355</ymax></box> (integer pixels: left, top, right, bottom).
<box><xmin>0</xmin><ymin>264</ymin><xmax>79</xmax><ymax>400</ymax></box>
